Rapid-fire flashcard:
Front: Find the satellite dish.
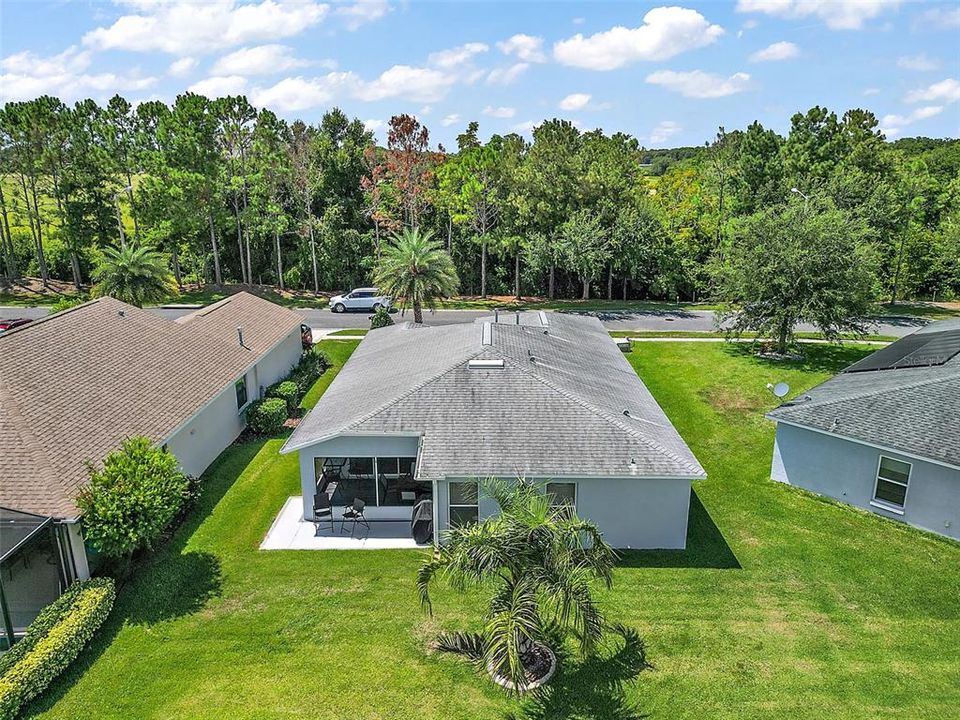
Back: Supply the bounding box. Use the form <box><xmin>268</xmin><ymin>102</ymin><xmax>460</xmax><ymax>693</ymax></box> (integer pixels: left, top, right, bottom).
<box><xmin>767</xmin><ymin>382</ymin><xmax>790</xmax><ymax>398</ymax></box>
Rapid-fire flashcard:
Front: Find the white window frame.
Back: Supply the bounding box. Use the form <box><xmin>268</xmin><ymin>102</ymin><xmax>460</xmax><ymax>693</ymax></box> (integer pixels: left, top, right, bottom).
<box><xmin>448</xmin><ymin>481</ymin><xmax>479</xmax><ymax>527</ymax></box>
<box><xmin>545</xmin><ymin>481</ymin><xmax>577</xmax><ymax>512</ymax></box>
<box><xmin>871</xmin><ymin>455</ymin><xmax>912</xmax><ymax>513</ymax></box>
<box><xmin>235</xmin><ymin>374</ymin><xmax>250</xmax><ymax>413</ymax></box>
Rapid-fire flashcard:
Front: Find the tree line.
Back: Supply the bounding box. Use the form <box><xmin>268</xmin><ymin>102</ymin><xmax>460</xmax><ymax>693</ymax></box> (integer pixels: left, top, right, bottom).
<box><xmin>1</xmin><ymin>94</ymin><xmax>958</xmax><ymax>303</ymax></box>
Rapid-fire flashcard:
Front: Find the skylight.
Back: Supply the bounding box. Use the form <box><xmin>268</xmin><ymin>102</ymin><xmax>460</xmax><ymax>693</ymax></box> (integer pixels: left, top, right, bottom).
<box><xmin>468</xmin><ymin>358</ymin><xmax>504</xmax><ymax>369</ymax></box>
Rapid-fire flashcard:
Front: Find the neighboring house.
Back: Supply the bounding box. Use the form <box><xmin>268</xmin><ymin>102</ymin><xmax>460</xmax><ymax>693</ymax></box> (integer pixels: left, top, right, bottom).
<box><xmin>0</xmin><ymin>292</ymin><xmax>303</xmax><ymax>645</ymax></box>
<box><xmin>768</xmin><ymin>319</ymin><xmax>960</xmax><ymax>540</ymax></box>
<box><xmin>282</xmin><ymin>312</ymin><xmax>706</xmax><ymax>549</ymax></box>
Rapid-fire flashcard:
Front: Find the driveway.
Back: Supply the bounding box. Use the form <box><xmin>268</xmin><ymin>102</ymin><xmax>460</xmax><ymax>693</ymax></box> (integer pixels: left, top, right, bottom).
<box><xmin>1</xmin><ymin>305</ymin><xmax>928</xmax><ymax>337</ymax></box>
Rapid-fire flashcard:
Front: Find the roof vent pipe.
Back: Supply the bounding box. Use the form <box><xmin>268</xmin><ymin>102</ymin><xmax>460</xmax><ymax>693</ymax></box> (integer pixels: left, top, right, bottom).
<box><xmin>494</xmin><ymin>309</ymin><xmax>499</xmax><ymax>323</ymax></box>
<box><xmin>237</xmin><ymin>326</ymin><xmax>246</xmax><ymax>348</ymax></box>
<box><xmin>515</xmin><ymin>312</ymin><xmax>520</xmax><ymax>324</ymax></box>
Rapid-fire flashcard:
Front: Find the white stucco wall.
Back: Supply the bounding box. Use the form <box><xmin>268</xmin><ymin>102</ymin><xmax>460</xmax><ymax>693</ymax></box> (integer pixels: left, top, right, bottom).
<box><xmin>166</xmin><ymin>327</ymin><xmax>303</xmax><ymax>478</ymax></box>
<box><xmin>772</xmin><ymin>422</ymin><xmax>960</xmax><ymax>541</ymax></box>
<box><xmin>436</xmin><ymin>475</ymin><xmax>693</xmax><ymax>549</ymax></box>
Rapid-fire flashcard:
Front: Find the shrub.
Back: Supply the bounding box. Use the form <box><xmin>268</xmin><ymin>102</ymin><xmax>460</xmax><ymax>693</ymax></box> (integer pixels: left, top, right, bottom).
<box><xmin>370</xmin><ymin>306</ymin><xmax>395</xmax><ymax>329</ymax></box>
<box><xmin>246</xmin><ymin>397</ymin><xmax>287</xmax><ymax>434</ymax></box>
<box><xmin>267</xmin><ymin>380</ymin><xmax>299</xmax><ymax>415</ymax></box>
<box><xmin>288</xmin><ymin>349</ymin><xmax>330</xmax><ymax>394</ymax></box>
<box><xmin>50</xmin><ymin>295</ymin><xmax>88</xmax><ymax>314</ymax></box>
<box><xmin>0</xmin><ymin>578</ymin><xmax>116</xmax><ymax>719</ymax></box>
<box><xmin>76</xmin><ymin>438</ymin><xmax>189</xmax><ymax>561</ymax></box>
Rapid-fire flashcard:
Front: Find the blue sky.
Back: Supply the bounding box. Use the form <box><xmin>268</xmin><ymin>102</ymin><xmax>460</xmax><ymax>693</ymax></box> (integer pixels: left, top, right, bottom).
<box><xmin>2</xmin><ymin>0</ymin><xmax>958</xmax><ymax>148</ymax></box>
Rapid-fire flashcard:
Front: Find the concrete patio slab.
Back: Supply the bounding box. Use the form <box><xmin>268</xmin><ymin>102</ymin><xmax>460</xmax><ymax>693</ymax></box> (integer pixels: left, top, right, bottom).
<box><xmin>260</xmin><ymin>496</ymin><xmax>424</xmax><ymax>550</ymax></box>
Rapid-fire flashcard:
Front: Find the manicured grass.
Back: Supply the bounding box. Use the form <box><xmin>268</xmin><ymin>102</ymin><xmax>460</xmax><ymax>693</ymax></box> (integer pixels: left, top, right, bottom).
<box><xmin>327</xmin><ymin>328</ymin><xmax>369</xmax><ymax>336</ymax></box>
<box><xmin>298</xmin><ymin>340</ymin><xmax>360</xmax><ymax>411</ymax></box>
<box><xmin>25</xmin><ymin>343</ymin><xmax>960</xmax><ymax>719</ymax></box>
<box><xmin>608</xmin><ymin>330</ymin><xmax>898</xmax><ymax>342</ymax></box>
<box><xmin>874</xmin><ymin>301</ymin><xmax>960</xmax><ymax>320</ymax></box>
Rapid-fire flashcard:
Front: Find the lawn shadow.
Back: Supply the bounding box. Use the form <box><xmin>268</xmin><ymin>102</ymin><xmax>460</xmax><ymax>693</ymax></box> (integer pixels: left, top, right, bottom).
<box><xmin>722</xmin><ymin>342</ymin><xmax>874</xmax><ymax>375</ymax></box>
<box><xmin>22</xmin><ymin>439</ymin><xmax>268</xmax><ymax>718</ymax></box>
<box><xmin>507</xmin><ymin>625</ymin><xmax>652</xmax><ymax>720</ymax></box>
<box><xmin>617</xmin><ymin>491</ymin><xmax>740</xmax><ymax>570</ymax></box>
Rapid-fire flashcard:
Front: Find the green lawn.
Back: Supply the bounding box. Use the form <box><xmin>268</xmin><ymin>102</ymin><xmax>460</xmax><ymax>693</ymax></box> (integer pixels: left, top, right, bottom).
<box><xmin>608</xmin><ymin>330</ymin><xmax>899</xmax><ymax>342</ymax></box>
<box><xmin>327</xmin><ymin>328</ymin><xmax>369</xmax><ymax>336</ymax></box>
<box><xmin>24</xmin><ymin>342</ymin><xmax>960</xmax><ymax>719</ymax></box>
<box><xmin>298</xmin><ymin>340</ymin><xmax>360</xmax><ymax>411</ymax></box>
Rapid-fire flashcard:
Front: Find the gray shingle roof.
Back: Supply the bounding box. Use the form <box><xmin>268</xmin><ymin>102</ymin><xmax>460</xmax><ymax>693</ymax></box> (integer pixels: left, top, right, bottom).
<box><xmin>0</xmin><ymin>292</ymin><xmax>303</xmax><ymax>518</ymax></box>
<box><xmin>283</xmin><ymin>314</ymin><xmax>705</xmax><ymax>479</ymax></box>
<box><xmin>767</xmin><ymin>320</ymin><xmax>960</xmax><ymax>467</ymax></box>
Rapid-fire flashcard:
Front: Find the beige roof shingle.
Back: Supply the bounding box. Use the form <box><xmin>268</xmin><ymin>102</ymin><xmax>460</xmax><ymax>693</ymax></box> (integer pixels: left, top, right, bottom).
<box><xmin>0</xmin><ymin>292</ymin><xmax>302</xmax><ymax>518</ymax></box>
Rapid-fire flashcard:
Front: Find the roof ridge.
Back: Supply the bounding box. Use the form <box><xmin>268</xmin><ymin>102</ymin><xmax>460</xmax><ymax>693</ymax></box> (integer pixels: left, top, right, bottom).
<box><xmin>491</xmin><ymin>349</ymin><xmax>704</xmax><ymax>475</ymax></box>
<box><xmin>0</xmin><ymin>296</ymin><xmax>113</xmax><ymax>342</ymax></box>
<box><xmin>290</xmin><ymin>344</ymin><xmax>487</xmax><ymax>445</ymax></box>
<box><xmin>770</xmin><ymin>366</ymin><xmax>960</xmax><ymax>418</ymax></box>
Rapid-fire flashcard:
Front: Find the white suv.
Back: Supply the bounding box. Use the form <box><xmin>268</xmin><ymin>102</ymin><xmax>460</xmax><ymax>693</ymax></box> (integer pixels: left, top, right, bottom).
<box><xmin>328</xmin><ymin>287</ymin><xmax>393</xmax><ymax>313</ymax></box>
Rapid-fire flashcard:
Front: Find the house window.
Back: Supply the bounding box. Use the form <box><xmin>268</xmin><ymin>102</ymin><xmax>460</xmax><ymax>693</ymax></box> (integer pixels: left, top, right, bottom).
<box><xmin>235</xmin><ymin>376</ymin><xmax>248</xmax><ymax>410</ymax></box>
<box><xmin>546</xmin><ymin>482</ymin><xmax>576</xmax><ymax>512</ymax></box>
<box><xmin>873</xmin><ymin>456</ymin><xmax>911</xmax><ymax>508</ymax></box>
<box><xmin>449</xmin><ymin>481</ymin><xmax>479</xmax><ymax>527</ymax></box>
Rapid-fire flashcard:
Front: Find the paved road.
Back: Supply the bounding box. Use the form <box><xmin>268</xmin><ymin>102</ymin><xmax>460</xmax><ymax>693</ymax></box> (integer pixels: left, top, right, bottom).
<box><xmin>1</xmin><ymin>305</ymin><xmax>930</xmax><ymax>337</ymax></box>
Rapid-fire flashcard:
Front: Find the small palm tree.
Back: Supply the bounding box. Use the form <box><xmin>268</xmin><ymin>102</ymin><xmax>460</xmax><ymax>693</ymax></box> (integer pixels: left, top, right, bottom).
<box><xmin>418</xmin><ymin>479</ymin><xmax>616</xmax><ymax>692</ymax></box>
<box><xmin>93</xmin><ymin>244</ymin><xmax>178</xmax><ymax>308</ymax></box>
<box><xmin>373</xmin><ymin>227</ymin><xmax>459</xmax><ymax>323</ymax></box>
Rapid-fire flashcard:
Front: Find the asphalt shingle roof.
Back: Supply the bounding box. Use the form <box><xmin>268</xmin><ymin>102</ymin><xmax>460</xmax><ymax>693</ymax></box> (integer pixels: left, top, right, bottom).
<box><xmin>767</xmin><ymin>320</ymin><xmax>960</xmax><ymax>467</ymax></box>
<box><xmin>283</xmin><ymin>313</ymin><xmax>705</xmax><ymax>479</ymax></box>
<box><xmin>0</xmin><ymin>292</ymin><xmax>302</xmax><ymax>518</ymax></box>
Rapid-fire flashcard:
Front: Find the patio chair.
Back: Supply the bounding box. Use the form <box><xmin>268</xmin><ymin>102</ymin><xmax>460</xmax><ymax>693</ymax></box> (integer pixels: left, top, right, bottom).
<box><xmin>312</xmin><ymin>493</ymin><xmax>334</xmax><ymax>536</ymax></box>
<box><xmin>341</xmin><ymin>498</ymin><xmax>369</xmax><ymax>538</ymax></box>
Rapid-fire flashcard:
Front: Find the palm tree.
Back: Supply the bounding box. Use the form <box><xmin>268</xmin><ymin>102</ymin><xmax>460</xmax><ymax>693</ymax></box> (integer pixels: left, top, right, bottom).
<box><xmin>373</xmin><ymin>227</ymin><xmax>459</xmax><ymax>323</ymax></box>
<box><xmin>417</xmin><ymin>479</ymin><xmax>616</xmax><ymax>692</ymax></box>
<box><xmin>92</xmin><ymin>243</ymin><xmax>178</xmax><ymax>308</ymax></box>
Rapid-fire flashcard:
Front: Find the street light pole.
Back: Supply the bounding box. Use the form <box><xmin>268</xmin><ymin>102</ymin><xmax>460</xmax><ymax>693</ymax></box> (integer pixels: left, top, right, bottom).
<box><xmin>113</xmin><ymin>185</ymin><xmax>133</xmax><ymax>249</ymax></box>
<box><xmin>790</xmin><ymin>187</ymin><xmax>809</xmax><ymax>211</ymax></box>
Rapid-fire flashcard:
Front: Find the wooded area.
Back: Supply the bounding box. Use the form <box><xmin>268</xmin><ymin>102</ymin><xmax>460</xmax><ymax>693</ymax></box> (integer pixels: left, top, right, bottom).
<box><xmin>1</xmin><ymin>94</ymin><xmax>958</xmax><ymax>302</ymax></box>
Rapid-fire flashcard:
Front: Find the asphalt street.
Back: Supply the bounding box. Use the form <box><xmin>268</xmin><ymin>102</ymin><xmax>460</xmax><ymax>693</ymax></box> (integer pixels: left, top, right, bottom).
<box><xmin>1</xmin><ymin>304</ymin><xmax>930</xmax><ymax>337</ymax></box>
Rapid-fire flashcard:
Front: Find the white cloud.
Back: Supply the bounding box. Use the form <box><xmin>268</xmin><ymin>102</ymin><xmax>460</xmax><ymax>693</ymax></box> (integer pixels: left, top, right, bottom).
<box><xmin>212</xmin><ymin>44</ymin><xmax>313</xmax><ymax>76</ymax></box>
<box><xmin>428</xmin><ymin>42</ymin><xmax>489</xmax><ymax>69</ymax></box>
<box><xmin>250</xmin><ymin>73</ymin><xmax>354</xmax><ymax>111</ymax></box>
<box><xmin>83</xmin><ymin>0</ymin><xmax>329</xmax><ymax>55</ymax></box>
<box><xmin>735</xmin><ymin>0</ymin><xmax>899</xmax><ymax>30</ymax></box>
<box><xmin>905</xmin><ymin>78</ymin><xmax>960</xmax><ymax>104</ymax></box>
<box><xmin>335</xmin><ymin>0</ymin><xmax>390</xmax><ymax>31</ymax></box>
<box><xmin>354</xmin><ymin>65</ymin><xmax>455</xmax><ymax>102</ymax></box>
<box><xmin>188</xmin><ymin>74</ymin><xmax>249</xmax><ymax>97</ymax></box>
<box><xmin>496</xmin><ymin>34</ymin><xmax>547</xmax><ymax>63</ymax></box>
<box><xmin>559</xmin><ymin>92</ymin><xmax>591</xmax><ymax>111</ymax></box>
<box><xmin>750</xmin><ymin>41</ymin><xmax>799</xmax><ymax>62</ymax></box>
<box><xmin>863</xmin><ymin>87</ymin><xmax>881</xmax><ymax>96</ymax></box>
<box><xmin>572</xmin><ymin>17</ymin><xmax>585</xmax><ymax>25</ymax></box>
<box><xmin>363</xmin><ymin>118</ymin><xmax>385</xmax><ymax>132</ymax></box>
<box><xmin>441</xmin><ymin>113</ymin><xmax>461</xmax><ymax>127</ymax></box>
<box><xmin>512</xmin><ymin>120</ymin><xmax>537</xmax><ymax>134</ymax></box>
<box><xmin>486</xmin><ymin>62</ymin><xmax>529</xmax><ymax>85</ymax></box>
<box><xmin>483</xmin><ymin>105</ymin><xmax>516</xmax><ymax>119</ymax></box>
<box><xmin>0</xmin><ymin>46</ymin><xmax>156</xmax><ymax>102</ymax></box>
<box><xmin>880</xmin><ymin>105</ymin><xmax>943</xmax><ymax>137</ymax></box>
<box><xmin>648</xmin><ymin>120</ymin><xmax>681</xmax><ymax>145</ymax></box>
<box><xmin>896</xmin><ymin>54</ymin><xmax>940</xmax><ymax>72</ymax></box>
<box><xmin>168</xmin><ymin>57</ymin><xmax>197</xmax><ymax>76</ymax></box>
<box><xmin>553</xmin><ymin>7</ymin><xmax>724</xmax><ymax>71</ymax></box>
<box><xmin>646</xmin><ymin>69</ymin><xmax>751</xmax><ymax>98</ymax></box>
<box><xmin>914</xmin><ymin>7</ymin><xmax>960</xmax><ymax>29</ymax></box>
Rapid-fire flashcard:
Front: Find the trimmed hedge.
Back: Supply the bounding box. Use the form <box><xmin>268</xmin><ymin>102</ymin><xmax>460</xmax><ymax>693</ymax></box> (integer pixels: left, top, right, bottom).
<box><xmin>0</xmin><ymin>577</ymin><xmax>115</xmax><ymax>719</ymax></box>
<box><xmin>246</xmin><ymin>397</ymin><xmax>287</xmax><ymax>435</ymax></box>
<box><xmin>267</xmin><ymin>380</ymin><xmax>299</xmax><ymax>415</ymax></box>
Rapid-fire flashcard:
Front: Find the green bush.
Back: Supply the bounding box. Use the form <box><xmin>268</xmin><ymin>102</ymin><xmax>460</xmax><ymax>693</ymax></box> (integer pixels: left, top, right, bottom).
<box><xmin>246</xmin><ymin>397</ymin><xmax>287</xmax><ymax>434</ymax></box>
<box><xmin>76</xmin><ymin>438</ymin><xmax>189</xmax><ymax>561</ymax></box>
<box><xmin>288</xmin><ymin>349</ymin><xmax>330</xmax><ymax>394</ymax></box>
<box><xmin>50</xmin><ymin>295</ymin><xmax>88</xmax><ymax>314</ymax></box>
<box><xmin>267</xmin><ymin>380</ymin><xmax>299</xmax><ymax>414</ymax></box>
<box><xmin>0</xmin><ymin>578</ymin><xmax>116</xmax><ymax>719</ymax></box>
<box><xmin>370</xmin><ymin>306</ymin><xmax>395</xmax><ymax>329</ymax></box>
